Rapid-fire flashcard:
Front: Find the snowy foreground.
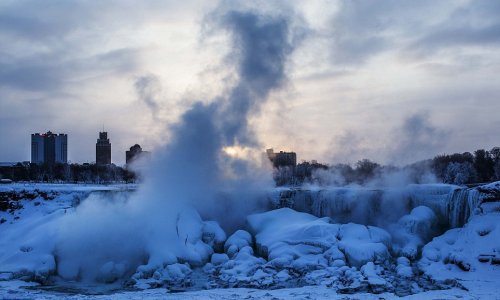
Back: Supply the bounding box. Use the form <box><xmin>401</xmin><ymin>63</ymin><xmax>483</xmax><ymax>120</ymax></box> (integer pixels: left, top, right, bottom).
<box><xmin>0</xmin><ymin>182</ymin><xmax>499</xmax><ymax>299</ymax></box>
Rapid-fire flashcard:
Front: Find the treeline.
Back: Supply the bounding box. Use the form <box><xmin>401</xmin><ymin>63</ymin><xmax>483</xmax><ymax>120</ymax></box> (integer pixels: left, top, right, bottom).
<box><xmin>274</xmin><ymin>147</ymin><xmax>500</xmax><ymax>186</ymax></box>
<box><xmin>431</xmin><ymin>148</ymin><xmax>500</xmax><ymax>185</ymax></box>
<box><xmin>0</xmin><ymin>163</ymin><xmax>137</xmax><ymax>184</ymax></box>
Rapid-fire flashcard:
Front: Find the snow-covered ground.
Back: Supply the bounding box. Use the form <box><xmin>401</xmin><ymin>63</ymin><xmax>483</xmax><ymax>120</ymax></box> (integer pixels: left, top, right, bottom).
<box><xmin>0</xmin><ymin>280</ymin><xmax>487</xmax><ymax>299</ymax></box>
<box><xmin>0</xmin><ymin>182</ymin><xmax>499</xmax><ymax>299</ymax></box>
<box><xmin>0</xmin><ymin>182</ymin><xmax>137</xmax><ymax>193</ymax></box>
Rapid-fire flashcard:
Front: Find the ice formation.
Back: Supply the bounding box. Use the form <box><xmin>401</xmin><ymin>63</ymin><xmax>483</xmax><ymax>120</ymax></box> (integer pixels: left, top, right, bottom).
<box><xmin>273</xmin><ymin>184</ymin><xmax>486</xmax><ymax>229</ymax></box>
<box><xmin>1</xmin><ymin>181</ymin><xmax>499</xmax><ymax>298</ymax></box>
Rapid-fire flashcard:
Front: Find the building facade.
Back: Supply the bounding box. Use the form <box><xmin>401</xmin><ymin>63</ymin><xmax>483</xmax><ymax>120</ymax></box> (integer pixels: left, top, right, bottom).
<box><xmin>126</xmin><ymin>144</ymin><xmax>150</xmax><ymax>165</ymax></box>
<box><xmin>266</xmin><ymin>148</ymin><xmax>297</xmax><ymax>168</ymax></box>
<box><xmin>31</xmin><ymin>131</ymin><xmax>68</xmax><ymax>165</ymax></box>
<box><xmin>96</xmin><ymin>132</ymin><xmax>111</xmax><ymax>165</ymax></box>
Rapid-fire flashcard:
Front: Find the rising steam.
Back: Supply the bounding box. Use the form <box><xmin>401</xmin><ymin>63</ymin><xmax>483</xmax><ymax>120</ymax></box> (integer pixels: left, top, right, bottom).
<box><xmin>53</xmin><ymin>8</ymin><xmax>297</xmax><ymax>282</ymax></box>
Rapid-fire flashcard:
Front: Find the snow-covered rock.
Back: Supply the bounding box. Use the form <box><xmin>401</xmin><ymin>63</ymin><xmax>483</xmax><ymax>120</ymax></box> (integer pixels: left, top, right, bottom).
<box><xmin>202</xmin><ymin>221</ymin><xmax>226</xmax><ymax>253</ymax></box>
<box><xmin>247</xmin><ymin>208</ymin><xmax>391</xmax><ymax>269</ymax></box>
<box><xmin>337</xmin><ymin>223</ymin><xmax>391</xmax><ymax>268</ymax></box>
<box><xmin>390</xmin><ymin>206</ymin><xmax>438</xmax><ymax>259</ymax></box>
<box><xmin>396</xmin><ymin>257</ymin><xmax>413</xmax><ymax>278</ymax></box>
<box><xmin>224</xmin><ymin>230</ymin><xmax>252</xmax><ymax>258</ymax></box>
<box><xmin>419</xmin><ymin>211</ymin><xmax>500</xmax><ymax>280</ymax></box>
<box><xmin>211</xmin><ymin>253</ymin><xmax>229</xmax><ymax>265</ymax></box>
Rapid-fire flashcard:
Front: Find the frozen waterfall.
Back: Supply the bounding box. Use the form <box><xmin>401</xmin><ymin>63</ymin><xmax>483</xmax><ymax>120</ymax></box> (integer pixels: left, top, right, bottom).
<box><xmin>271</xmin><ymin>184</ymin><xmax>484</xmax><ymax>229</ymax></box>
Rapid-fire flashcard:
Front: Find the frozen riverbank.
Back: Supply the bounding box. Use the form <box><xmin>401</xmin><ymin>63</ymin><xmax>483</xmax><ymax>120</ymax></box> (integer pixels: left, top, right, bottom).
<box><xmin>0</xmin><ymin>182</ymin><xmax>499</xmax><ymax>299</ymax></box>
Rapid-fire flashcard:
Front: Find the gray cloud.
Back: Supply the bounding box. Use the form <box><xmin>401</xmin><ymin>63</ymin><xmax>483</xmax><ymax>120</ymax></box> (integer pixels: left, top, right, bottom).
<box><xmin>329</xmin><ymin>1</ymin><xmax>391</xmax><ymax>65</ymax></box>
<box><xmin>327</xmin><ymin>0</ymin><xmax>500</xmax><ymax>65</ymax></box>
<box><xmin>408</xmin><ymin>1</ymin><xmax>500</xmax><ymax>57</ymax></box>
<box><xmin>389</xmin><ymin>112</ymin><xmax>450</xmax><ymax>165</ymax></box>
<box><xmin>327</xmin><ymin>0</ymin><xmax>433</xmax><ymax>65</ymax></box>
<box><xmin>134</xmin><ymin>74</ymin><xmax>162</xmax><ymax>119</ymax></box>
<box><xmin>0</xmin><ymin>48</ymin><xmax>139</xmax><ymax>91</ymax></box>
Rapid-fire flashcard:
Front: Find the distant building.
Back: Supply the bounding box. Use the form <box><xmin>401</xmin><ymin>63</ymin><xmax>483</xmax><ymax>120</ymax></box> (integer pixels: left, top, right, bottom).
<box><xmin>266</xmin><ymin>148</ymin><xmax>297</xmax><ymax>168</ymax></box>
<box><xmin>96</xmin><ymin>132</ymin><xmax>111</xmax><ymax>165</ymax></box>
<box><xmin>126</xmin><ymin>144</ymin><xmax>150</xmax><ymax>165</ymax></box>
<box><xmin>31</xmin><ymin>131</ymin><xmax>68</xmax><ymax>165</ymax></box>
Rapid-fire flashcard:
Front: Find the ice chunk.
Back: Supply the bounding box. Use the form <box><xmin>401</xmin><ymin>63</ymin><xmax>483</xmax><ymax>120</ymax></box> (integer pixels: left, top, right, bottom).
<box><xmin>361</xmin><ymin>262</ymin><xmax>386</xmax><ymax>286</ymax></box>
<box><xmin>339</xmin><ymin>241</ymin><xmax>389</xmax><ymax>268</ymax></box>
<box><xmin>337</xmin><ymin>223</ymin><xmax>391</xmax><ymax>268</ymax></box>
<box><xmin>202</xmin><ymin>221</ymin><xmax>226</xmax><ymax>252</ymax></box>
<box><xmin>324</xmin><ymin>246</ymin><xmax>345</xmax><ymax>265</ymax></box>
<box><xmin>224</xmin><ymin>230</ymin><xmax>252</xmax><ymax>258</ymax></box>
<box><xmin>290</xmin><ymin>254</ymin><xmax>328</xmax><ymax>273</ymax></box>
<box><xmin>211</xmin><ymin>253</ymin><xmax>229</xmax><ymax>265</ymax></box>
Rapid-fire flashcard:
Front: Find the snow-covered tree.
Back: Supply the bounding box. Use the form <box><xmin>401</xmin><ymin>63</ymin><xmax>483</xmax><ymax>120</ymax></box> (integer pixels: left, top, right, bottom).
<box><xmin>494</xmin><ymin>161</ymin><xmax>500</xmax><ymax>181</ymax></box>
<box><xmin>444</xmin><ymin>161</ymin><xmax>477</xmax><ymax>185</ymax></box>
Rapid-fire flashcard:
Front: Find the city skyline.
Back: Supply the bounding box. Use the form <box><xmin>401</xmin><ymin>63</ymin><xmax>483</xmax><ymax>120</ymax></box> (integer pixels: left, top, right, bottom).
<box><xmin>25</xmin><ymin>130</ymin><xmax>144</xmax><ymax>166</ymax></box>
<box><xmin>1</xmin><ymin>1</ymin><xmax>499</xmax><ymax>166</ymax></box>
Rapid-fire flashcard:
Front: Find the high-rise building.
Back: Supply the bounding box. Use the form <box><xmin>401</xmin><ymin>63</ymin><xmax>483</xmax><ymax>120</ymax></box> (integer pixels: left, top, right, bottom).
<box><xmin>266</xmin><ymin>148</ymin><xmax>297</xmax><ymax>168</ymax></box>
<box><xmin>96</xmin><ymin>132</ymin><xmax>111</xmax><ymax>165</ymax></box>
<box><xmin>126</xmin><ymin>144</ymin><xmax>150</xmax><ymax>165</ymax></box>
<box><xmin>31</xmin><ymin>131</ymin><xmax>68</xmax><ymax>165</ymax></box>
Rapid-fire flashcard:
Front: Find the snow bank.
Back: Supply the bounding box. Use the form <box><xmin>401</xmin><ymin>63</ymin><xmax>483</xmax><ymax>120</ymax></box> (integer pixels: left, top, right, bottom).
<box><xmin>0</xmin><ymin>188</ymin><xmax>229</xmax><ymax>285</ymax></box>
<box><xmin>0</xmin><ymin>190</ymin><xmax>78</xmax><ymax>283</ymax></box>
<box><xmin>418</xmin><ymin>182</ymin><xmax>500</xmax><ymax>281</ymax></box>
<box><xmin>419</xmin><ymin>211</ymin><xmax>500</xmax><ymax>279</ymax></box>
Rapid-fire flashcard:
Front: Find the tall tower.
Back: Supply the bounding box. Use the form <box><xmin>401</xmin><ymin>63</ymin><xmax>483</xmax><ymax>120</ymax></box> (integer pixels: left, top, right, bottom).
<box><xmin>31</xmin><ymin>134</ymin><xmax>45</xmax><ymax>164</ymax></box>
<box><xmin>31</xmin><ymin>131</ymin><xmax>68</xmax><ymax>165</ymax></box>
<box><xmin>96</xmin><ymin>132</ymin><xmax>111</xmax><ymax>165</ymax></box>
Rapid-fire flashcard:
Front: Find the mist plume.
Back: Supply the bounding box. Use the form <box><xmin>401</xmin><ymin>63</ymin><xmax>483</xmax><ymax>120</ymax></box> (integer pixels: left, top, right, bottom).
<box><xmin>53</xmin><ymin>7</ymin><xmax>298</xmax><ymax>282</ymax></box>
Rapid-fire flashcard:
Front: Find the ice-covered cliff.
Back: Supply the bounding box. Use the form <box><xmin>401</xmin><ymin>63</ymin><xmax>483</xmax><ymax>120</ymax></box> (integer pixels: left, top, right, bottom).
<box><xmin>271</xmin><ymin>183</ymin><xmax>492</xmax><ymax>229</ymax></box>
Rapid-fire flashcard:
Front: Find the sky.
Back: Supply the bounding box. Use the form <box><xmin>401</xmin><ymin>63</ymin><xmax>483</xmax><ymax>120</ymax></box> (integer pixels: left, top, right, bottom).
<box><xmin>0</xmin><ymin>0</ymin><xmax>499</xmax><ymax>166</ymax></box>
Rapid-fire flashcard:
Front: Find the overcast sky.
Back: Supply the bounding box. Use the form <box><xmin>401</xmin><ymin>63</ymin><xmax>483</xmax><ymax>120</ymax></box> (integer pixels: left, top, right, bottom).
<box><xmin>1</xmin><ymin>0</ymin><xmax>499</xmax><ymax>166</ymax></box>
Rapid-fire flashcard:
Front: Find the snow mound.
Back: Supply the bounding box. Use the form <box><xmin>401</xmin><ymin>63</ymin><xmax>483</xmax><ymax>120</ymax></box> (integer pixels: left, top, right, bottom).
<box><xmin>247</xmin><ymin>208</ymin><xmax>339</xmax><ymax>267</ymax></box>
<box><xmin>202</xmin><ymin>221</ymin><xmax>226</xmax><ymax>253</ymax></box>
<box><xmin>390</xmin><ymin>206</ymin><xmax>438</xmax><ymax>259</ymax></box>
<box><xmin>247</xmin><ymin>208</ymin><xmax>391</xmax><ymax>269</ymax></box>
<box><xmin>337</xmin><ymin>223</ymin><xmax>391</xmax><ymax>268</ymax></box>
<box><xmin>224</xmin><ymin>230</ymin><xmax>252</xmax><ymax>258</ymax></box>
